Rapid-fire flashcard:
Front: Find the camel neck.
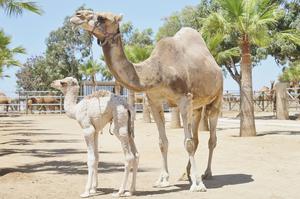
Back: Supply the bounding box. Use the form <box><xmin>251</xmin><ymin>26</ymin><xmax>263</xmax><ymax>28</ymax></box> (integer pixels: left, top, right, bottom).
<box><xmin>101</xmin><ymin>36</ymin><xmax>146</xmax><ymax>92</ymax></box>
<box><xmin>63</xmin><ymin>87</ymin><xmax>78</xmax><ymax>119</ymax></box>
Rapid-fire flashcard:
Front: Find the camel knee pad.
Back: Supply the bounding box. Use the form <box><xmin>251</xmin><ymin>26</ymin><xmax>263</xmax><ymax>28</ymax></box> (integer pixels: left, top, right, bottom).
<box><xmin>185</xmin><ymin>138</ymin><xmax>195</xmax><ymax>154</ymax></box>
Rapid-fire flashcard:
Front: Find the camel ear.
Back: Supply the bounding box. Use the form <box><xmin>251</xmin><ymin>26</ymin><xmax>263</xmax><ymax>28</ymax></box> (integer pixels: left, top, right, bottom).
<box><xmin>71</xmin><ymin>81</ymin><xmax>77</xmax><ymax>86</ymax></box>
<box><xmin>114</xmin><ymin>14</ymin><xmax>123</xmax><ymax>22</ymax></box>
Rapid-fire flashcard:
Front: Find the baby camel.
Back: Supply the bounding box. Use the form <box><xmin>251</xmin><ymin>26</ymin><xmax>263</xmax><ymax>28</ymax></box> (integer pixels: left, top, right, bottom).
<box><xmin>51</xmin><ymin>77</ymin><xmax>139</xmax><ymax>198</ymax></box>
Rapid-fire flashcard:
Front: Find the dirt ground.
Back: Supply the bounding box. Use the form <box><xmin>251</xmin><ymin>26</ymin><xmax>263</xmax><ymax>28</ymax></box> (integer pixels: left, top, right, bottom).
<box><xmin>0</xmin><ymin>113</ymin><xmax>300</xmax><ymax>199</ymax></box>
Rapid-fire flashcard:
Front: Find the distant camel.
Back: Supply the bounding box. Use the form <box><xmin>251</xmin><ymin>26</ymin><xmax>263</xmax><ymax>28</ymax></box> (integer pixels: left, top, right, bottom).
<box><xmin>0</xmin><ymin>92</ymin><xmax>12</xmax><ymax>112</ymax></box>
<box><xmin>27</xmin><ymin>96</ymin><xmax>60</xmax><ymax>113</ymax></box>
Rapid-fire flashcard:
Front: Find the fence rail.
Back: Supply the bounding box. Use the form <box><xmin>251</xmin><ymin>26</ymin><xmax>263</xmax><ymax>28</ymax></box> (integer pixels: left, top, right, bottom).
<box><xmin>1</xmin><ymin>87</ymin><xmax>300</xmax><ymax>114</ymax></box>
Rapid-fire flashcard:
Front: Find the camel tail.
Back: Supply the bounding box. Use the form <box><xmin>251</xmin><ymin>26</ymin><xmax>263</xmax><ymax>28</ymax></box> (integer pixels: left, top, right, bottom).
<box><xmin>127</xmin><ymin>109</ymin><xmax>134</xmax><ymax>138</ymax></box>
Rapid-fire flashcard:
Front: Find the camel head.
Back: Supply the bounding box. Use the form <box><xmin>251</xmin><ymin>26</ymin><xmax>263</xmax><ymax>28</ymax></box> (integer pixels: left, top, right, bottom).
<box><xmin>70</xmin><ymin>10</ymin><xmax>123</xmax><ymax>41</ymax></box>
<box><xmin>51</xmin><ymin>77</ymin><xmax>79</xmax><ymax>94</ymax></box>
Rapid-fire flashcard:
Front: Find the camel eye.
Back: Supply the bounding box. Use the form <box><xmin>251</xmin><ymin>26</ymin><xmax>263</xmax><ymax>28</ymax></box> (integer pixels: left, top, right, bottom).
<box><xmin>97</xmin><ymin>16</ymin><xmax>105</xmax><ymax>23</ymax></box>
<box><xmin>60</xmin><ymin>82</ymin><xmax>67</xmax><ymax>87</ymax></box>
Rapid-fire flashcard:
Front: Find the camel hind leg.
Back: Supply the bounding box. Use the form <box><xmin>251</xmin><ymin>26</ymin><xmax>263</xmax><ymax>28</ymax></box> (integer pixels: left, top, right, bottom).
<box><xmin>179</xmin><ymin>107</ymin><xmax>202</xmax><ymax>181</ymax></box>
<box><xmin>179</xmin><ymin>93</ymin><xmax>206</xmax><ymax>192</ymax></box>
<box><xmin>112</xmin><ymin>106</ymin><xmax>139</xmax><ymax>197</ymax></box>
<box><xmin>202</xmin><ymin>94</ymin><xmax>222</xmax><ymax>180</ymax></box>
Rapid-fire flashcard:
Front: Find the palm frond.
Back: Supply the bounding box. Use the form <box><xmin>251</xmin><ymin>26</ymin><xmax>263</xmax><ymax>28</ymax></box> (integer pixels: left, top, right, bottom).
<box><xmin>277</xmin><ymin>30</ymin><xmax>300</xmax><ymax>45</ymax></box>
<box><xmin>216</xmin><ymin>47</ymin><xmax>240</xmax><ymax>64</ymax></box>
<box><xmin>201</xmin><ymin>12</ymin><xmax>229</xmax><ymax>37</ymax></box>
<box><xmin>1</xmin><ymin>0</ymin><xmax>43</xmax><ymax>16</ymax></box>
<box><xmin>217</xmin><ymin>0</ymin><xmax>243</xmax><ymax>18</ymax></box>
<box><xmin>11</xmin><ymin>46</ymin><xmax>26</xmax><ymax>54</ymax></box>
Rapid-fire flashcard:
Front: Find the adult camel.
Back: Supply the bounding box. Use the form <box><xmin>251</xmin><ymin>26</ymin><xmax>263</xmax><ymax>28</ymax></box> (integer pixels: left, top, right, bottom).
<box><xmin>70</xmin><ymin>10</ymin><xmax>223</xmax><ymax>192</ymax></box>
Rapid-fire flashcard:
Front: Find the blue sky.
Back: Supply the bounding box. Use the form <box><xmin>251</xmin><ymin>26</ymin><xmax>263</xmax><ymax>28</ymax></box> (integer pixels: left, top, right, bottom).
<box><xmin>0</xmin><ymin>0</ymin><xmax>283</xmax><ymax>97</ymax></box>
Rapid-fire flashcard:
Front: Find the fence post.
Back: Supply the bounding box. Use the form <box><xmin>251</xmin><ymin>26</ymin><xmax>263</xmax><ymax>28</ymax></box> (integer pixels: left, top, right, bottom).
<box><xmin>25</xmin><ymin>93</ymin><xmax>28</xmax><ymax>115</ymax></box>
<box><xmin>275</xmin><ymin>82</ymin><xmax>289</xmax><ymax>120</ymax></box>
<box><xmin>60</xmin><ymin>94</ymin><xmax>63</xmax><ymax>114</ymax></box>
<box><xmin>262</xmin><ymin>91</ymin><xmax>265</xmax><ymax>111</ymax></box>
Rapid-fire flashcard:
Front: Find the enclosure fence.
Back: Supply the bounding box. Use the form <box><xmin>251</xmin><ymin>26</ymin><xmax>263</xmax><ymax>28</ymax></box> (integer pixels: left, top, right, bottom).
<box><xmin>1</xmin><ymin>84</ymin><xmax>300</xmax><ymax>114</ymax></box>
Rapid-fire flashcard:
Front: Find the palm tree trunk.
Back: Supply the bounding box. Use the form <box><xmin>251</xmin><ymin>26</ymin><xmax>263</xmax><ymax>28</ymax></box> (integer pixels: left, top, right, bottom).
<box><xmin>170</xmin><ymin>107</ymin><xmax>181</xmax><ymax>128</ymax></box>
<box><xmin>240</xmin><ymin>35</ymin><xmax>256</xmax><ymax>136</ymax></box>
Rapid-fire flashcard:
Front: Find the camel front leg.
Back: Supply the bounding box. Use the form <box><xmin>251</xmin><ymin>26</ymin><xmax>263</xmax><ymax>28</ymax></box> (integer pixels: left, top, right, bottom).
<box><xmin>148</xmin><ymin>101</ymin><xmax>169</xmax><ymax>188</ymax></box>
<box><xmin>179</xmin><ymin>94</ymin><xmax>206</xmax><ymax>192</ymax></box>
<box><xmin>81</xmin><ymin>125</ymin><xmax>97</xmax><ymax>198</ymax></box>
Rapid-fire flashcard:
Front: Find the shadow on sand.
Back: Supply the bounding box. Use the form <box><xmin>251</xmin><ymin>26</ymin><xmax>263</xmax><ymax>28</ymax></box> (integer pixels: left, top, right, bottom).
<box><xmin>0</xmin><ymin>159</ymin><xmax>153</xmax><ymax>177</ymax></box>
<box><xmin>174</xmin><ymin>174</ymin><xmax>253</xmax><ymax>189</ymax></box>
<box><xmin>257</xmin><ymin>130</ymin><xmax>300</xmax><ymax>136</ymax></box>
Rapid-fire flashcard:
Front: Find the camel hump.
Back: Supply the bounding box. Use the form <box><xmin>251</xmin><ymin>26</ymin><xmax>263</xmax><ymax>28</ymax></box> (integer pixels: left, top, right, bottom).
<box><xmin>174</xmin><ymin>27</ymin><xmax>207</xmax><ymax>47</ymax></box>
<box><xmin>85</xmin><ymin>90</ymin><xmax>111</xmax><ymax>99</ymax></box>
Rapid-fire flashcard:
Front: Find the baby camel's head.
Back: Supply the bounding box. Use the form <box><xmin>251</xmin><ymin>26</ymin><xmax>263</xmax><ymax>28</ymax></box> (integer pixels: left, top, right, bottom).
<box><xmin>51</xmin><ymin>77</ymin><xmax>79</xmax><ymax>94</ymax></box>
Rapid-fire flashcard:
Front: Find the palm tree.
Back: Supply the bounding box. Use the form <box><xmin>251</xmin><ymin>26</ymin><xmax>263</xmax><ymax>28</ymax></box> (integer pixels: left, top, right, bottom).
<box><xmin>202</xmin><ymin>0</ymin><xmax>284</xmax><ymax>136</ymax></box>
<box><xmin>0</xmin><ymin>29</ymin><xmax>25</xmax><ymax>77</ymax></box>
<box><xmin>79</xmin><ymin>59</ymin><xmax>101</xmax><ymax>92</ymax></box>
<box><xmin>0</xmin><ymin>0</ymin><xmax>42</xmax><ymax>16</ymax></box>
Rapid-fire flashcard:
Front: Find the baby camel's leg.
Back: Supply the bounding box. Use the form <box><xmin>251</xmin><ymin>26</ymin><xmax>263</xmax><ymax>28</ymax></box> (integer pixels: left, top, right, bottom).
<box><xmin>112</xmin><ymin>108</ymin><xmax>138</xmax><ymax>197</ymax></box>
<box><xmin>91</xmin><ymin>132</ymin><xmax>99</xmax><ymax>193</ymax></box>
<box><xmin>129</xmin><ymin>136</ymin><xmax>139</xmax><ymax>194</ymax></box>
<box><xmin>80</xmin><ymin>125</ymin><xmax>97</xmax><ymax>198</ymax></box>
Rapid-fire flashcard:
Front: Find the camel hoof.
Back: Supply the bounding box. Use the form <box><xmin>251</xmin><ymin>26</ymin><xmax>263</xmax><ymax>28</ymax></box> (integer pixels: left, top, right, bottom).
<box><xmin>189</xmin><ymin>183</ymin><xmax>207</xmax><ymax>192</ymax></box>
<box><xmin>202</xmin><ymin>171</ymin><xmax>212</xmax><ymax>180</ymax></box>
<box><xmin>112</xmin><ymin>191</ymin><xmax>133</xmax><ymax>197</ymax></box>
<box><xmin>153</xmin><ymin>180</ymin><xmax>170</xmax><ymax>188</ymax></box>
<box><xmin>89</xmin><ymin>189</ymin><xmax>97</xmax><ymax>194</ymax></box>
<box><xmin>178</xmin><ymin>172</ymin><xmax>190</xmax><ymax>181</ymax></box>
<box><xmin>80</xmin><ymin>192</ymin><xmax>90</xmax><ymax>198</ymax></box>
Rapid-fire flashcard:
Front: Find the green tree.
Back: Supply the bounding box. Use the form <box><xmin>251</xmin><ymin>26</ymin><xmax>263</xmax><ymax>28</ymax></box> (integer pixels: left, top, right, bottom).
<box><xmin>279</xmin><ymin>61</ymin><xmax>300</xmax><ymax>86</ymax></box>
<box><xmin>156</xmin><ymin>0</ymin><xmax>218</xmax><ymax>41</ymax></box>
<box><xmin>16</xmin><ymin>56</ymin><xmax>49</xmax><ymax>90</ymax></box>
<box><xmin>268</xmin><ymin>0</ymin><xmax>300</xmax><ymax>64</ymax></box>
<box><xmin>0</xmin><ymin>29</ymin><xmax>25</xmax><ymax>77</ymax></box>
<box><xmin>0</xmin><ymin>0</ymin><xmax>42</xmax><ymax>16</ymax></box>
<box><xmin>16</xmin><ymin>7</ymin><xmax>93</xmax><ymax>90</ymax></box>
<box><xmin>79</xmin><ymin>59</ymin><xmax>101</xmax><ymax>91</ymax></box>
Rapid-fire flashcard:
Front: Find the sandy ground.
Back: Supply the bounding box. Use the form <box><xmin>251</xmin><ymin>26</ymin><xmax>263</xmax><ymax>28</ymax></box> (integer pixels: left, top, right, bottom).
<box><xmin>0</xmin><ymin>113</ymin><xmax>300</xmax><ymax>199</ymax></box>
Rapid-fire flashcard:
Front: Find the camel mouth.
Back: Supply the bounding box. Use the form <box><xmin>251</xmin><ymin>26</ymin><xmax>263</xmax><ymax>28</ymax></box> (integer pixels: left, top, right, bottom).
<box><xmin>50</xmin><ymin>81</ymin><xmax>60</xmax><ymax>89</ymax></box>
<box><xmin>70</xmin><ymin>16</ymin><xmax>85</xmax><ymax>26</ymax></box>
